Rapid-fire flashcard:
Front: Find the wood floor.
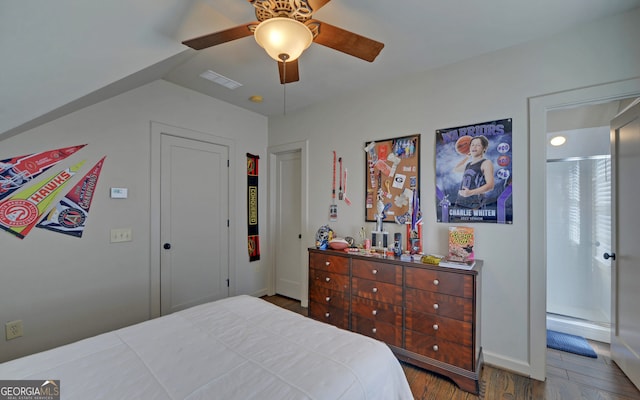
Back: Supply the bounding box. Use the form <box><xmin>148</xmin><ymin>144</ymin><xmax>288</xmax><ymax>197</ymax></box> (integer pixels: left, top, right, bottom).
<box><xmin>261</xmin><ymin>295</ymin><xmax>640</xmax><ymax>400</ymax></box>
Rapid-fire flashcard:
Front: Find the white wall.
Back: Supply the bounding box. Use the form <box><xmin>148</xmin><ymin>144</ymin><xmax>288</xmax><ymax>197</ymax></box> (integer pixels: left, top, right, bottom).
<box><xmin>268</xmin><ymin>8</ymin><xmax>640</xmax><ymax>375</ymax></box>
<box><xmin>0</xmin><ymin>80</ymin><xmax>268</xmax><ymax>362</ymax></box>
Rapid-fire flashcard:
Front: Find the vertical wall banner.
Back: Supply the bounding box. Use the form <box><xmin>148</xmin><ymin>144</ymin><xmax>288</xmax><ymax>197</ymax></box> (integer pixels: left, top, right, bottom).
<box><xmin>435</xmin><ymin>119</ymin><xmax>513</xmax><ymax>224</ymax></box>
<box><xmin>0</xmin><ymin>144</ymin><xmax>86</xmax><ymax>201</ymax></box>
<box><xmin>247</xmin><ymin>153</ymin><xmax>260</xmax><ymax>261</ymax></box>
<box><xmin>37</xmin><ymin>156</ymin><xmax>106</xmax><ymax>237</ymax></box>
<box><xmin>0</xmin><ymin>160</ymin><xmax>86</xmax><ymax>239</ymax></box>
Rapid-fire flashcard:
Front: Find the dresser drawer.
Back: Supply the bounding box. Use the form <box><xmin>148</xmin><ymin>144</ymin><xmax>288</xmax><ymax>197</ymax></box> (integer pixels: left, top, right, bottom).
<box><xmin>352</xmin><ymin>259</ymin><xmax>402</xmax><ymax>285</ymax></box>
<box><xmin>405</xmin><ymin>287</ymin><xmax>473</xmax><ymax>322</ymax></box>
<box><xmin>351</xmin><ymin>314</ymin><xmax>402</xmax><ymax>347</ymax></box>
<box><xmin>310</xmin><ymin>268</ymin><xmax>350</xmax><ymax>292</ymax></box>
<box><xmin>352</xmin><ymin>277</ymin><xmax>403</xmax><ymax>305</ymax></box>
<box><xmin>309</xmin><ymin>302</ymin><xmax>349</xmax><ymax>330</ymax></box>
<box><xmin>405</xmin><ymin>266</ymin><xmax>473</xmax><ymax>298</ymax></box>
<box><xmin>309</xmin><ymin>286</ymin><xmax>349</xmax><ymax>310</ymax></box>
<box><xmin>405</xmin><ymin>330</ymin><xmax>473</xmax><ymax>370</ymax></box>
<box><xmin>309</xmin><ymin>253</ymin><xmax>349</xmax><ymax>275</ymax></box>
<box><xmin>351</xmin><ymin>296</ymin><xmax>402</xmax><ymax>326</ymax></box>
<box><xmin>405</xmin><ymin>308</ymin><xmax>472</xmax><ymax>346</ymax></box>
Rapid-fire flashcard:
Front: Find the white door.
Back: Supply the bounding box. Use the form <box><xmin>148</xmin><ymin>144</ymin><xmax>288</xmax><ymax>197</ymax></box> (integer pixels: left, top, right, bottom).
<box><xmin>160</xmin><ymin>134</ymin><xmax>229</xmax><ymax>314</ymax></box>
<box><xmin>610</xmin><ymin>101</ymin><xmax>640</xmax><ymax>389</ymax></box>
<box><xmin>275</xmin><ymin>150</ymin><xmax>302</xmax><ymax>299</ymax></box>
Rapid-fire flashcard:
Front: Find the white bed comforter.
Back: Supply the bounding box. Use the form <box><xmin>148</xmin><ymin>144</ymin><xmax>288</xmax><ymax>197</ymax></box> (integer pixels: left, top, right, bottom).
<box><xmin>0</xmin><ymin>295</ymin><xmax>413</xmax><ymax>399</ymax></box>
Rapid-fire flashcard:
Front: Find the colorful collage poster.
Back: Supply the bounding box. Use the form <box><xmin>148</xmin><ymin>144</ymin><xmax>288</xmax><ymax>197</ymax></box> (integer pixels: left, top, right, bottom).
<box><xmin>435</xmin><ymin>119</ymin><xmax>513</xmax><ymax>224</ymax></box>
<box><xmin>0</xmin><ymin>160</ymin><xmax>86</xmax><ymax>239</ymax></box>
<box><xmin>37</xmin><ymin>157</ymin><xmax>106</xmax><ymax>237</ymax></box>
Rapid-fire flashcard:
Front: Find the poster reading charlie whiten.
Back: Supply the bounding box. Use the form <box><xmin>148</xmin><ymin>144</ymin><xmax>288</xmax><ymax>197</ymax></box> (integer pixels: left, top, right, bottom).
<box><xmin>435</xmin><ymin>118</ymin><xmax>513</xmax><ymax>224</ymax></box>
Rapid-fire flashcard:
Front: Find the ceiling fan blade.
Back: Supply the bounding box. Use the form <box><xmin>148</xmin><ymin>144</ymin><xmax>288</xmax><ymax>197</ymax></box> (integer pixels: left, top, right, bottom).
<box><xmin>309</xmin><ymin>19</ymin><xmax>384</xmax><ymax>62</ymax></box>
<box><xmin>182</xmin><ymin>22</ymin><xmax>257</xmax><ymax>50</ymax></box>
<box><xmin>308</xmin><ymin>0</ymin><xmax>332</xmax><ymax>12</ymax></box>
<box><xmin>278</xmin><ymin>59</ymin><xmax>300</xmax><ymax>84</ymax></box>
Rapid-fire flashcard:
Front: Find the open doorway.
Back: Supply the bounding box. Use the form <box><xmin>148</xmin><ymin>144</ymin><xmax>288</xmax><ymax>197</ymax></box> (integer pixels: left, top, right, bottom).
<box><xmin>545</xmin><ymin>105</ymin><xmax>616</xmax><ymax>342</ymax></box>
<box><xmin>528</xmin><ymin>77</ymin><xmax>640</xmax><ymax>381</ymax></box>
<box><xmin>268</xmin><ymin>140</ymin><xmax>309</xmax><ymax>307</ymax></box>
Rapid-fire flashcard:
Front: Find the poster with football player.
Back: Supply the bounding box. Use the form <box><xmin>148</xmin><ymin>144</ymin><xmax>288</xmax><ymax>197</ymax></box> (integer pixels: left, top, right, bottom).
<box><xmin>37</xmin><ymin>156</ymin><xmax>106</xmax><ymax>237</ymax></box>
<box><xmin>435</xmin><ymin>119</ymin><xmax>513</xmax><ymax>224</ymax></box>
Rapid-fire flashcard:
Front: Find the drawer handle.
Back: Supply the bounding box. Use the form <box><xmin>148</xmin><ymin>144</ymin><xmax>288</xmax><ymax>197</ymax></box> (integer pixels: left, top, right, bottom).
<box><xmin>372</xmin><ymin>269</ymin><xmax>378</xmax><ymax>275</ymax></box>
<box><xmin>433</xmin><ymin>345</ymin><xmax>439</xmax><ymax>352</ymax></box>
<box><xmin>433</xmin><ymin>303</ymin><xmax>439</xmax><ymax>310</ymax></box>
<box><xmin>433</xmin><ymin>279</ymin><xmax>439</xmax><ymax>286</ymax></box>
<box><xmin>325</xmin><ymin>277</ymin><xmax>331</xmax><ymax>282</ymax></box>
<box><xmin>325</xmin><ymin>261</ymin><xmax>330</xmax><ymax>266</ymax></box>
<box><xmin>325</xmin><ymin>296</ymin><xmax>331</xmax><ymax>302</ymax></box>
<box><xmin>372</xmin><ymin>328</ymin><xmax>377</xmax><ymax>334</ymax></box>
<box><xmin>372</xmin><ymin>287</ymin><xmax>378</xmax><ymax>293</ymax></box>
<box><xmin>433</xmin><ymin>324</ymin><xmax>439</xmax><ymax>331</ymax></box>
<box><xmin>325</xmin><ymin>312</ymin><xmax>330</xmax><ymax>318</ymax></box>
<box><xmin>372</xmin><ymin>310</ymin><xmax>378</xmax><ymax>316</ymax></box>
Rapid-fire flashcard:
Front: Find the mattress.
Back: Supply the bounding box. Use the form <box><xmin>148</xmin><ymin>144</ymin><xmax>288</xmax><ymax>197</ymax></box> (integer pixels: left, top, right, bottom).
<box><xmin>0</xmin><ymin>295</ymin><xmax>413</xmax><ymax>399</ymax></box>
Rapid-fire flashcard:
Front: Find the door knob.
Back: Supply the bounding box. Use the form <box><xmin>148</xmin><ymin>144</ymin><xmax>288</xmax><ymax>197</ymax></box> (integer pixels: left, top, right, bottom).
<box><xmin>163</xmin><ymin>243</ymin><xmax>171</xmax><ymax>250</ymax></box>
<box><xmin>603</xmin><ymin>252</ymin><xmax>615</xmax><ymax>260</ymax></box>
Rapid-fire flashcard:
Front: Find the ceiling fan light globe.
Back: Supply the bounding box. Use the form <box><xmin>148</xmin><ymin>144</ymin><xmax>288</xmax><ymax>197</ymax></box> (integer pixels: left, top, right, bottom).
<box><xmin>254</xmin><ymin>17</ymin><xmax>313</xmax><ymax>62</ymax></box>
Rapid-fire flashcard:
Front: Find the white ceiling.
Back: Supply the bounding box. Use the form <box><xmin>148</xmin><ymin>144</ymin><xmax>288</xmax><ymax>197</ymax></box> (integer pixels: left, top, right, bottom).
<box><xmin>2</xmin><ymin>0</ymin><xmax>640</xmax><ymax>138</ymax></box>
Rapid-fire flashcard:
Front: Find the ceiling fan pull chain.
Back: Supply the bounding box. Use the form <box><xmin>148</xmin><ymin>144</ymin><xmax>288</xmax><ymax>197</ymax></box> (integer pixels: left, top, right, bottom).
<box><xmin>279</xmin><ymin>54</ymin><xmax>289</xmax><ymax>115</ymax></box>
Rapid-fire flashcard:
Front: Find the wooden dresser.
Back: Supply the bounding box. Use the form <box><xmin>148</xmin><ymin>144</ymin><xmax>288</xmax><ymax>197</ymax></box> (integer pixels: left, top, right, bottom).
<box><xmin>308</xmin><ymin>248</ymin><xmax>483</xmax><ymax>394</ymax></box>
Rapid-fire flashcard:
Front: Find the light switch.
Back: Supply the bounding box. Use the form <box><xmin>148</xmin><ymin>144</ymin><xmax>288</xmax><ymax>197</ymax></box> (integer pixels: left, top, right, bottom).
<box><xmin>110</xmin><ymin>228</ymin><xmax>132</xmax><ymax>243</ymax></box>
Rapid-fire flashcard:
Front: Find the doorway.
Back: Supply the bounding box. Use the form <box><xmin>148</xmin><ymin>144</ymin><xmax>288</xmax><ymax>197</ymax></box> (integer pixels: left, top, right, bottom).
<box><xmin>159</xmin><ymin>134</ymin><xmax>229</xmax><ymax>314</ymax></box>
<box><xmin>545</xmin><ymin>122</ymin><xmax>612</xmax><ymax>342</ymax></box>
<box><xmin>150</xmin><ymin>122</ymin><xmax>236</xmax><ymax>318</ymax></box>
<box><xmin>268</xmin><ymin>140</ymin><xmax>309</xmax><ymax>306</ymax></box>
<box><xmin>529</xmin><ymin>77</ymin><xmax>640</xmax><ymax>381</ymax></box>
<box><xmin>274</xmin><ymin>150</ymin><xmax>302</xmax><ymax>299</ymax></box>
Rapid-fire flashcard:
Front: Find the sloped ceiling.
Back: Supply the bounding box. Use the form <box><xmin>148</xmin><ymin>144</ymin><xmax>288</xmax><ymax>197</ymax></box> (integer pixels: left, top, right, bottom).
<box><xmin>2</xmin><ymin>0</ymin><xmax>640</xmax><ymax>138</ymax></box>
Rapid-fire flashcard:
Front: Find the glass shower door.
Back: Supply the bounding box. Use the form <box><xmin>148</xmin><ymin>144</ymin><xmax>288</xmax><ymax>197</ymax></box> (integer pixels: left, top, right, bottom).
<box><xmin>546</xmin><ymin>156</ymin><xmax>612</xmax><ymax>327</ymax></box>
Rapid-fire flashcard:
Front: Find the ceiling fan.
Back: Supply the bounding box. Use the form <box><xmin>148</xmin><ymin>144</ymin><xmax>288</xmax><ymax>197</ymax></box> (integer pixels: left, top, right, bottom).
<box><xmin>182</xmin><ymin>0</ymin><xmax>384</xmax><ymax>84</ymax></box>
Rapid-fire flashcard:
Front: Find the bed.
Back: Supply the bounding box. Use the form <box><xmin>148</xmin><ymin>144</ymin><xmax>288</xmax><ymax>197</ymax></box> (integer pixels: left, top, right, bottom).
<box><xmin>0</xmin><ymin>295</ymin><xmax>413</xmax><ymax>399</ymax></box>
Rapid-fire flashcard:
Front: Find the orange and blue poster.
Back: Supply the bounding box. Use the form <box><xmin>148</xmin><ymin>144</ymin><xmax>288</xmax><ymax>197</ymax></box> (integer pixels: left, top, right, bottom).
<box><xmin>0</xmin><ymin>160</ymin><xmax>85</xmax><ymax>239</ymax></box>
<box><xmin>0</xmin><ymin>144</ymin><xmax>86</xmax><ymax>201</ymax></box>
<box><xmin>37</xmin><ymin>157</ymin><xmax>105</xmax><ymax>237</ymax></box>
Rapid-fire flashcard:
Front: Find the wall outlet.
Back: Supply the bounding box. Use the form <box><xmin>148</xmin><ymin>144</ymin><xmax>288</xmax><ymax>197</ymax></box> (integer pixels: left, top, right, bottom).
<box><xmin>110</xmin><ymin>228</ymin><xmax>132</xmax><ymax>243</ymax></box>
<box><xmin>6</xmin><ymin>320</ymin><xmax>23</xmax><ymax>340</ymax></box>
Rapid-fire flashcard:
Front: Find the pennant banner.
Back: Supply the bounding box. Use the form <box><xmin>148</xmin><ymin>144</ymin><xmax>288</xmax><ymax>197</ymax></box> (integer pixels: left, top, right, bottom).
<box><xmin>0</xmin><ymin>160</ymin><xmax>86</xmax><ymax>239</ymax></box>
<box><xmin>247</xmin><ymin>153</ymin><xmax>260</xmax><ymax>262</ymax></box>
<box><xmin>37</xmin><ymin>156</ymin><xmax>106</xmax><ymax>237</ymax></box>
<box><xmin>0</xmin><ymin>144</ymin><xmax>86</xmax><ymax>201</ymax></box>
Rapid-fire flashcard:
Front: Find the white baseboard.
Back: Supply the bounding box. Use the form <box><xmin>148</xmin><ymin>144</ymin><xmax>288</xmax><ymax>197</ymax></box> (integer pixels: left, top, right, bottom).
<box><xmin>251</xmin><ymin>289</ymin><xmax>269</xmax><ymax>298</ymax></box>
<box><xmin>482</xmin><ymin>350</ymin><xmax>536</xmax><ymax>379</ymax></box>
<box><xmin>546</xmin><ymin>315</ymin><xmax>611</xmax><ymax>343</ymax></box>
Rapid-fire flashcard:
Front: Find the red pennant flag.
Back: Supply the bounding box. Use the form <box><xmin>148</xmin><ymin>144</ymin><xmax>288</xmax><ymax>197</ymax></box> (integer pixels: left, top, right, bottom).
<box><xmin>37</xmin><ymin>157</ymin><xmax>106</xmax><ymax>237</ymax></box>
<box><xmin>0</xmin><ymin>144</ymin><xmax>86</xmax><ymax>201</ymax></box>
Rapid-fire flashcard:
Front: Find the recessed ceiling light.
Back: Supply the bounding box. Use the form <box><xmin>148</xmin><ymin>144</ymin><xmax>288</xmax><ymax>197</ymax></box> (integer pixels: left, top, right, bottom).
<box><xmin>199</xmin><ymin>70</ymin><xmax>242</xmax><ymax>90</ymax></box>
<box><xmin>550</xmin><ymin>136</ymin><xmax>567</xmax><ymax>146</ymax></box>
